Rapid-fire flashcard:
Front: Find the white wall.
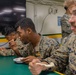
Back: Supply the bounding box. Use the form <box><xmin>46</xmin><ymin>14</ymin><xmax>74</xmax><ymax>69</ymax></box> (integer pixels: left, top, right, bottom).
<box><xmin>26</xmin><ymin>2</ymin><xmax>65</xmax><ymax>35</ymax></box>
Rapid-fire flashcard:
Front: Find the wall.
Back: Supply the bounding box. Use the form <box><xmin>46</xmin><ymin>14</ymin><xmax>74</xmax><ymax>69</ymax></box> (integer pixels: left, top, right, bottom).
<box><xmin>26</xmin><ymin>1</ymin><xmax>65</xmax><ymax>43</ymax></box>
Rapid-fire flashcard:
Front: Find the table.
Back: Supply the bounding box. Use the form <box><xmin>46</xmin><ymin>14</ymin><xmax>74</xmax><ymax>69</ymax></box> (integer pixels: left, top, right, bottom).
<box><xmin>0</xmin><ymin>56</ymin><xmax>62</xmax><ymax>75</ymax></box>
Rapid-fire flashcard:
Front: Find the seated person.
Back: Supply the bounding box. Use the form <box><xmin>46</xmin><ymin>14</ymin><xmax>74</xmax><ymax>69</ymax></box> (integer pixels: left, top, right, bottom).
<box><xmin>61</xmin><ymin>0</ymin><xmax>72</xmax><ymax>39</ymax></box>
<box><xmin>0</xmin><ymin>26</ymin><xmax>25</xmax><ymax>56</ymax></box>
<box><xmin>13</xmin><ymin>18</ymin><xmax>60</xmax><ymax>64</ymax></box>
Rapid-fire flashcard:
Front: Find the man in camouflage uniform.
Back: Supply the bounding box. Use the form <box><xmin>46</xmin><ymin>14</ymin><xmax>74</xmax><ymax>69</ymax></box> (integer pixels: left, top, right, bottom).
<box><xmin>29</xmin><ymin>0</ymin><xmax>76</xmax><ymax>75</ymax></box>
<box><xmin>14</xmin><ymin>18</ymin><xmax>59</xmax><ymax>64</ymax></box>
<box><xmin>0</xmin><ymin>26</ymin><xmax>24</xmax><ymax>56</ymax></box>
<box><xmin>61</xmin><ymin>0</ymin><xmax>72</xmax><ymax>39</ymax></box>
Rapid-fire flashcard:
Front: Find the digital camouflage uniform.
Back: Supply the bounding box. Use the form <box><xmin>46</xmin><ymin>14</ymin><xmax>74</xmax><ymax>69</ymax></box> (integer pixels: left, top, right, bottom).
<box><xmin>19</xmin><ymin>36</ymin><xmax>59</xmax><ymax>59</ymax></box>
<box><xmin>44</xmin><ymin>33</ymin><xmax>76</xmax><ymax>75</ymax></box>
<box><xmin>0</xmin><ymin>38</ymin><xmax>24</xmax><ymax>56</ymax></box>
<box><xmin>61</xmin><ymin>13</ymin><xmax>72</xmax><ymax>39</ymax></box>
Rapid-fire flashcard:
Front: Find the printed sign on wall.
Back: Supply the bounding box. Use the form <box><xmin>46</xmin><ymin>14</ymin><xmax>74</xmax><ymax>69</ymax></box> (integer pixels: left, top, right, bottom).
<box><xmin>57</xmin><ymin>16</ymin><xmax>62</xmax><ymax>26</ymax></box>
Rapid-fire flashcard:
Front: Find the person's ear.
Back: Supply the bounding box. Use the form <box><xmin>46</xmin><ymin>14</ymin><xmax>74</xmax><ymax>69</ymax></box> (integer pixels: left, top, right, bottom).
<box><xmin>26</xmin><ymin>28</ymin><xmax>32</xmax><ymax>34</ymax></box>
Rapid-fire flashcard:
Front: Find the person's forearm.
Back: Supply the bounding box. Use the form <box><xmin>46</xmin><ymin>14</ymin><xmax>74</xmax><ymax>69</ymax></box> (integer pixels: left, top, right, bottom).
<box><xmin>14</xmin><ymin>49</ymin><xmax>22</xmax><ymax>57</ymax></box>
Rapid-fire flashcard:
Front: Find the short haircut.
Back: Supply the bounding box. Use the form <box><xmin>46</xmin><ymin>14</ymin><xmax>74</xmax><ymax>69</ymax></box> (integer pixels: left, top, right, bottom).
<box><xmin>15</xmin><ymin>18</ymin><xmax>36</xmax><ymax>32</ymax></box>
<box><xmin>64</xmin><ymin>0</ymin><xmax>76</xmax><ymax>10</ymax></box>
<box><xmin>2</xmin><ymin>26</ymin><xmax>16</xmax><ymax>36</ymax></box>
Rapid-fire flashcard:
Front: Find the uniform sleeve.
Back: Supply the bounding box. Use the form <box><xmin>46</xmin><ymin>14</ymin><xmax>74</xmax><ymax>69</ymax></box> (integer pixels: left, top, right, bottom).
<box><xmin>38</xmin><ymin>37</ymin><xmax>59</xmax><ymax>59</ymax></box>
<box><xmin>0</xmin><ymin>49</ymin><xmax>15</xmax><ymax>56</ymax></box>
<box><xmin>15</xmin><ymin>38</ymin><xmax>29</xmax><ymax>57</ymax></box>
<box><xmin>44</xmin><ymin>37</ymin><xmax>69</xmax><ymax>72</ymax></box>
<box><xmin>18</xmin><ymin>44</ymin><xmax>31</xmax><ymax>57</ymax></box>
<box><xmin>42</xmin><ymin>38</ymin><xmax>60</xmax><ymax>58</ymax></box>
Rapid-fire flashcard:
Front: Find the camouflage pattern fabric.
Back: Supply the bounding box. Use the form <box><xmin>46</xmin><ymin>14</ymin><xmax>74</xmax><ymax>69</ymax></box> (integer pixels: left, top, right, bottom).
<box><xmin>64</xmin><ymin>65</ymin><xmax>73</xmax><ymax>75</ymax></box>
<box><xmin>0</xmin><ymin>48</ymin><xmax>14</xmax><ymax>56</ymax></box>
<box><xmin>0</xmin><ymin>38</ymin><xmax>24</xmax><ymax>56</ymax></box>
<box><xmin>61</xmin><ymin>13</ymin><xmax>72</xmax><ymax>39</ymax></box>
<box><xmin>44</xmin><ymin>33</ymin><xmax>76</xmax><ymax>75</ymax></box>
<box><xmin>19</xmin><ymin>36</ymin><xmax>60</xmax><ymax>59</ymax></box>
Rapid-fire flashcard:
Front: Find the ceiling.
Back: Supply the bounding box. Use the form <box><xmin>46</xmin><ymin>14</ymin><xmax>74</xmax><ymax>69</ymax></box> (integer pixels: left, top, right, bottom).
<box><xmin>26</xmin><ymin>0</ymin><xmax>64</xmax><ymax>6</ymax></box>
<box><xmin>51</xmin><ymin>0</ymin><xmax>64</xmax><ymax>2</ymax></box>
<box><xmin>0</xmin><ymin>0</ymin><xmax>26</xmax><ymax>7</ymax></box>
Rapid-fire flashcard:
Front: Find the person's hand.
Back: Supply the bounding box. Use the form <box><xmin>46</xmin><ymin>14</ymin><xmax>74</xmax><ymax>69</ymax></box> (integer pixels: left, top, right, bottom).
<box><xmin>21</xmin><ymin>56</ymin><xmax>37</xmax><ymax>64</ymax></box>
<box><xmin>29</xmin><ymin>59</ymin><xmax>48</xmax><ymax>75</ymax></box>
<box><xmin>0</xmin><ymin>47</ymin><xmax>7</xmax><ymax>51</ymax></box>
<box><xmin>9</xmin><ymin>39</ymin><xmax>18</xmax><ymax>51</ymax></box>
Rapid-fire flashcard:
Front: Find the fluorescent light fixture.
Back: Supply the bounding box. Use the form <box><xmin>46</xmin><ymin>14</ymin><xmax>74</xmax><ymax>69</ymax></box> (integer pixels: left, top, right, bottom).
<box><xmin>3</xmin><ymin>9</ymin><xmax>12</xmax><ymax>13</ymax></box>
<box><xmin>21</xmin><ymin>14</ymin><xmax>25</xmax><ymax>17</ymax></box>
<box><xmin>13</xmin><ymin>6</ymin><xmax>25</xmax><ymax>11</ymax></box>
<box><xmin>0</xmin><ymin>12</ymin><xmax>5</xmax><ymax>15</ymax></box>
<box><xmin>0</xmin><ymin>8</ymin><xmax>12</xmax><ymax>15</ymax></box>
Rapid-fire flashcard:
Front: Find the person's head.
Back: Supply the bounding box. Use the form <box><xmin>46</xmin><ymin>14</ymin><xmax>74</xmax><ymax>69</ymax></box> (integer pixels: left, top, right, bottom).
<box><xmin>67</xmin><ymin>0</ymin><xmax>76</xmax><ymax>34</ymax></box>
<box><xmin>15</xmin><ymin>18</ymin><xmax>36</xmax><ymax>44</ymax></box>
<box><xmin>64</xmin><ymin>0</ymin><xmax>76</xmax><ymax>15</ymax></box>
<box><xmin>3</xmin><ymin>26</ymin><xmax>17</xmax><ymax>41</ymax></box>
